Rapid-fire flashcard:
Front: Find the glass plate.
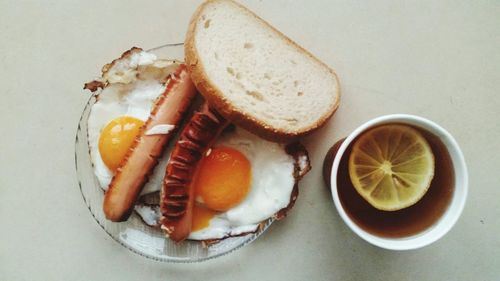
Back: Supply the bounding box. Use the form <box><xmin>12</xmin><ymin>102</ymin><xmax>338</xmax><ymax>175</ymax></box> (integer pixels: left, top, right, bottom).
<box><xmin>75</xmin><ymin>43</ymin><xmax>273</xmax><ymax>263</ymax></box>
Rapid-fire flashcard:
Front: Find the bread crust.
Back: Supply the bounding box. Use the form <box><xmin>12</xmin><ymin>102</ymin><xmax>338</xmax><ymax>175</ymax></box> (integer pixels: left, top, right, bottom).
<box><xmin>185</xmin><ymin>0</ymin><xmax>340</xmax><ymax>142</ymax></box>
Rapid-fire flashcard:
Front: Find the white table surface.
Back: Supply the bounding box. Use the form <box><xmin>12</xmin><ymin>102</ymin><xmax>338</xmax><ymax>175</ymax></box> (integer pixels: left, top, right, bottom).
<box><xmin>1</xmin><ymin>1</ymin><xmax>499</xmax><ymax>280</ymax></box>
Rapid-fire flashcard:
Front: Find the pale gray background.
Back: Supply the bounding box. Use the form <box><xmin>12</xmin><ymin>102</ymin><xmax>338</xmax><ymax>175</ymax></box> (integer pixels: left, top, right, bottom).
<box><xmin>1</xmin><ymin>1</ymin><xmax>499</xmax><ymax>280</ymax></box>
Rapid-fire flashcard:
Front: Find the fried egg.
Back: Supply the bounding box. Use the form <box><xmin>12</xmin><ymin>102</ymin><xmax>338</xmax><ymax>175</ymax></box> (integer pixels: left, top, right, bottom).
<box><xmin>187</xmin><ymin>127</ymin><xmax>297</xmax><ymax>240</ymax></box>
<box><xmin>87</xmin><ymin>49</ymin><xmax>179</xmax><ymax>194</ymax></box>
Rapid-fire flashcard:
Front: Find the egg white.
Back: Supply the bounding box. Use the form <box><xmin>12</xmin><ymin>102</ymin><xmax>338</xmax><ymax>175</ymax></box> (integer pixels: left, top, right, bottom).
<box><xmin>87</xmin><ymin>50</ymin><xmax>178</xmax><ymax>194</ymax></box>
<box><xmin>188</xmin><ymin>213</ymin><xmax>260</xmax><ymax>240</ymax></box>
<box><xmin>187</xmin><ymin>127</ymin><xmax>296</xmax><ymax>240</ymax></box>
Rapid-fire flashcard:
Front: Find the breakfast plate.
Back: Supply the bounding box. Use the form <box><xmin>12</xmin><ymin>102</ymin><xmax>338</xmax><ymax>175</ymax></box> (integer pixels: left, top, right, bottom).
<box><xmin>75</xmin><ymin>0</ymin><xmax>464</xmax><ymax>264</ymax></box>
<box><xmin>75</xmin><ymin>43</ymin><xmax>274</xmax><ymax>263</ymax></box>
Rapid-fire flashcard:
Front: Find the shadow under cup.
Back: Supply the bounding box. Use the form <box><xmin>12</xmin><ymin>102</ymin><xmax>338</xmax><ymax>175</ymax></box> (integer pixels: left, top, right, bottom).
<box><xmin>328</xmin><ymin>114</ymin><xmax>468</xmax><ymax>250</ymax></box>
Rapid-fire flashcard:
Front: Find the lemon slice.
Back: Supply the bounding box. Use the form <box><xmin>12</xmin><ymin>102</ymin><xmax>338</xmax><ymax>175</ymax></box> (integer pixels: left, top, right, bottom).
<box><xmin>348</xmin><ymin>124</ymin><xmax>435</xmax><ymax>211</ymax></box>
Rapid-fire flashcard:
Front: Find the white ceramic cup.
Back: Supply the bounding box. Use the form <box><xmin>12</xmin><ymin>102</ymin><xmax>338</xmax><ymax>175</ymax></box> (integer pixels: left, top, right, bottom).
<box><xmin>329</xmin><ymin>114</ymin><xmax>468</xmax><ymax>250</ymax></box>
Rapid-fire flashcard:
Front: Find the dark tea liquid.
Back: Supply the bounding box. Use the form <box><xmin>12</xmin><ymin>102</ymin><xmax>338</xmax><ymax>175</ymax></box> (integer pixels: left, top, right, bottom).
<box><xmin>337</xmin><ymin>126</ymin><xmax>455</xmax><ymax>238</ymax></box>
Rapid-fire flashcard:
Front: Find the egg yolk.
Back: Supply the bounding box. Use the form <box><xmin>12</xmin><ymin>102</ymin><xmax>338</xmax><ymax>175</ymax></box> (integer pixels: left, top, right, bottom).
<box><xmin>98</xmin><ymin>116</ymin><xmax>144</xmax><ymax>172</ymax></box>
<box><xmin>193</xmin><ymin>147</ymin><xmax>251</xmax><ymax>212</ymax></box>
<box><xmin>192</xmin><ymin>205</ymin><xmax>218</xmax><ymax>231</ymax></box>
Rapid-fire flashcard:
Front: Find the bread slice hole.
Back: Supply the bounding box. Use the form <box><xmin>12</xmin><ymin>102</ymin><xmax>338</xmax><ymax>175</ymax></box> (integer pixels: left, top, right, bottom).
<box><xmin>204</xmin><ymin>19</ymin><xmax>211</xmax><ymax>29</ymax></box>
<box><xmin>285</xmin><ymin>117</ymin><xmax>299</xmax><ymax>125</ymax></box>
<box><xmin>264</xmin><ymin>73</ymin><xmax>271</xmax><ymax>80</ymax></box>
<box><xmin>244</xmin><ymin>42</ymin><xmax>254</xmax><ymax>49</ymax></box>
<box><xmin>227</xmin><ymin>67</ymin><xmax>235</xmax><ymax>76</ymax></box>
<box><xmin>294</xmin><ymin>80</ymin><xmax>299</xmax><ymax>87</ymax></box>
<box><xmin>246</xmin><ymin>90</ymin><xmax>264</xmax><ymax>101</ymax></box>
<box><xmin>297</xmin><ymin>91</ymin><xmax>304</xmax><ymax>96</ymax></box>
<box><xmin>236</xmin><ymin>72</ymin><xmax>242</xmax><ymax>80</ymax></box>
<box><xmin>272</xmin><ymin>79</ymin><xmax>283</xmax><ymax>86</ymax></box>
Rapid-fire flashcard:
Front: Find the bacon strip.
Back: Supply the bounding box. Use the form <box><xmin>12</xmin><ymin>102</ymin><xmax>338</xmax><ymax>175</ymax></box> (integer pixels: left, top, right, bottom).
<box><xmin>103</xmin><ymin>64</ymin><xmax>197</xmax><ymax>222</ymax></box>
<box><xmin>160</xmin><ymin>103</ymin><xmax>229</xmax><ymax>242</ymax></box>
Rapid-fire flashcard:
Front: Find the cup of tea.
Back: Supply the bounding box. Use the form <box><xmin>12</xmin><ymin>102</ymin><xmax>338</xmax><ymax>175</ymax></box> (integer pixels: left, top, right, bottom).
<box><xmin>324</xmin><ymin>114</ymin><xmax>468</xmax><ymax>250</ymax></box>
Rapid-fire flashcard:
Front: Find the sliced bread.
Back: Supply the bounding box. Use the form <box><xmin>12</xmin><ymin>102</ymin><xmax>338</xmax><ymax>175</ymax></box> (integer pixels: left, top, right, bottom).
<box><xmin>185</xmin><ymin>0</ymin><xmax>340</xmax><ymax>141</ymax></box>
